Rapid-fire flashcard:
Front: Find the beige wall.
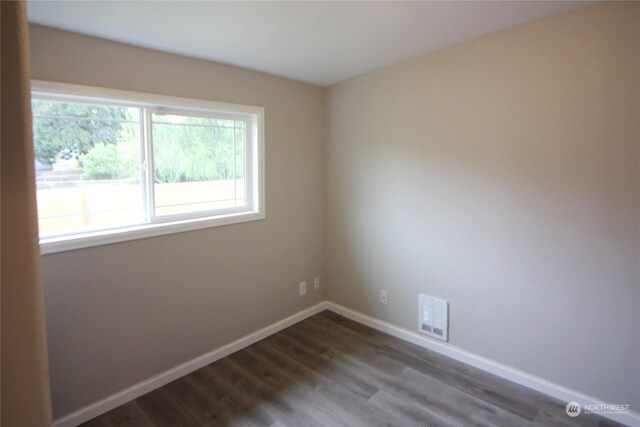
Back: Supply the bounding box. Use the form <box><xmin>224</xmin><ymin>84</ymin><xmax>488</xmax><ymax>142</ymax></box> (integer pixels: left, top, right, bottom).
<box><xmin>29</xmin><ymin>25</ymin><xmax>326</xmax><ymax>418</ymax></box>
<box><xmin>327</xmin><ymin>2</ymin><xmax>639</xmax><ymax>411</ymax></box>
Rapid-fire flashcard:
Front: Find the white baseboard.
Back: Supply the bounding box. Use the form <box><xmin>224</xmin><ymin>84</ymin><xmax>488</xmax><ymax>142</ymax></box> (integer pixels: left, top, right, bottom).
<box><xmin>54</xmin><ymin>300</ymin><xmax>639</xmax><ymax>427</ymax></box>
<box><xmin>53</xmin><ymin>301</ymin><xmax>329</xmax><ymax>427</ymax></box>
<box><xmin>325</xmin><ymin>302</ymin><xmax>640</xmax><ymax>427</ymax></box>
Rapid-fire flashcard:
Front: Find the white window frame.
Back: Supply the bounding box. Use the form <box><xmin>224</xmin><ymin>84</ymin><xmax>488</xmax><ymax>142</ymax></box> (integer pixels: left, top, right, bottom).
<box><xmin>32</xmin><ymin>81</ymin><xmax>265</xmax><ymax>255</ymax></box>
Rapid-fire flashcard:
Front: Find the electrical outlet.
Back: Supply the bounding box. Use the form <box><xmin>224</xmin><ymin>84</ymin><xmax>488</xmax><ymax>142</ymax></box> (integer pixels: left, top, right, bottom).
<box><xmin>314</xmin><ymin>277</ymin><xmax>320</xmax><ymax>290</ymax></box>
<box><xmin>380</xmin><ymin>290</ymin><xmax>388</xmax><ymax>305</ymax></box>
<box><xmin>299</xmin><ymin>281</ymin><xmax>307</xmax><ymax>296</ymax></box>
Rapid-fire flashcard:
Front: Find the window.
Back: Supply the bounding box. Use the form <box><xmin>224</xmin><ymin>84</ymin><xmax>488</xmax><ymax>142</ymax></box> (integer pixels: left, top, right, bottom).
<box><xmin>32</xmin><ymin>81</ymin><xmax>264</xmax><ymax>254</ymax></box>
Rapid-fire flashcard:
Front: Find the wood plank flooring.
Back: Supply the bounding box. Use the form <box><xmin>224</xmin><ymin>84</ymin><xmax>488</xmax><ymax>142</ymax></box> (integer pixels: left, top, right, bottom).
<box><xmin>82</xmin><ymin>311</ymin><xmax>626</xmax><ymax>427</ymax></box>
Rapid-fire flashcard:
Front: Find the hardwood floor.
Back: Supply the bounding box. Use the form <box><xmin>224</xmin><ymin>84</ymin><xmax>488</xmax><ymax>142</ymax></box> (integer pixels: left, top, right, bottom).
<box><xmin>82</xmin><ymin>311</ymin><xmax>626</xmax><ymax>427</ymax></box>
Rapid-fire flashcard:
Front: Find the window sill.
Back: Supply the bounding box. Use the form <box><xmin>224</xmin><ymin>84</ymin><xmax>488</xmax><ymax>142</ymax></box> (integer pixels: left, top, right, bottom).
<box><xmin>39</xmin><ymin>210</ymin><xmax>265</xmax><ymax>255</ymax></box>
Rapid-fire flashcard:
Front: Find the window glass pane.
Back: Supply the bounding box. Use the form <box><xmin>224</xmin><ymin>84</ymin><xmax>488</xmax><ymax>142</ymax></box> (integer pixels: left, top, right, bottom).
<box><xmin>235</xmin><ymin>126</ymin><xmax>246</xmax><ymax>204</ymax></box>
<box><xmin>33</xmin><ymin>99</ymin><xmax>144</xmax><ymax>236</ymax></box>
<box><xmin>33</xmin><ymin>100</ymin><xmax>140</xmax><ymax>122</ymax></box>
<box><xmin>151</xmin><ymin>113</ymin><xmax>246</xmax><ymax>216</ymax></box>
<box><xmin>151</xmin><ymin>113</ymin><xmax>235</xmax><ymax>128</ymax></box>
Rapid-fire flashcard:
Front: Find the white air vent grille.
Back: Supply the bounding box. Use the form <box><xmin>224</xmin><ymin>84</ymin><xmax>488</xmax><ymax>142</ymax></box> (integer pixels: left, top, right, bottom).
<box><xmin>419</xmin><ymin>295</ymin><xmax>448</xmax><ymax>341</ymax></box>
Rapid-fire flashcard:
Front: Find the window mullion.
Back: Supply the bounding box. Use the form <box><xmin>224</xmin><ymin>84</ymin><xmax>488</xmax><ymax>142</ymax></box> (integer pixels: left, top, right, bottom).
<box><xmin>233</xmin><ymin>123</ymin><xmax>237</xmax><ymax>207</ymax></box>
<box><xmin>138</xmin><ymin>107</ymin><xmax>149</xmax><ymax>224</ymax></box>
<box><xmin>142</xmin><ymin>108</ymin><xmax>156</xmax><ymax>223</ymax></box>
<box><xmin>245</xmin><ymin>118</ymin><xmax>253</xmax><ymax>210</ymax></box>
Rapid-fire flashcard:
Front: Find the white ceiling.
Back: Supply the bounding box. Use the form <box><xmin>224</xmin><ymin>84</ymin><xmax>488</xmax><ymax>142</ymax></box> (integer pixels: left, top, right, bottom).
<box><xmin>27</xmin><ymin>1</ymin><xmax>593</xmax><ymax>86</ymax></box>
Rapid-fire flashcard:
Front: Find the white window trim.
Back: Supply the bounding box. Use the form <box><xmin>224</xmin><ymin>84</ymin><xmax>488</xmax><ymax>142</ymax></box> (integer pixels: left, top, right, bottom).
<box><xmin>32</xmin><ymin>80</ymin><xmax>265</xmax><ymax>255</ymax></box>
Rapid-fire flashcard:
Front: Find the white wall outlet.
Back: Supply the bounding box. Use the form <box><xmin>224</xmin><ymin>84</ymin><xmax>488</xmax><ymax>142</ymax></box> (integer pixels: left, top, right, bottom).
<box><xmin>380</xmin><ymin>290</ymin><xmax>388</xmax><ymax>305</ymax></box>
<box><xmin>314</xmin><ymin>277</ymin><xmax>320</xmax><ymax>290</ymax></box>
<box><xmin>299</xmin><ymin>281</ymin><xmax>307</xmax><ymax>296</ymax></box>
<box><xmin>419</xmin><ymin>294</ymin><xmax>448</xmax><ymax>341</ymax></box>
